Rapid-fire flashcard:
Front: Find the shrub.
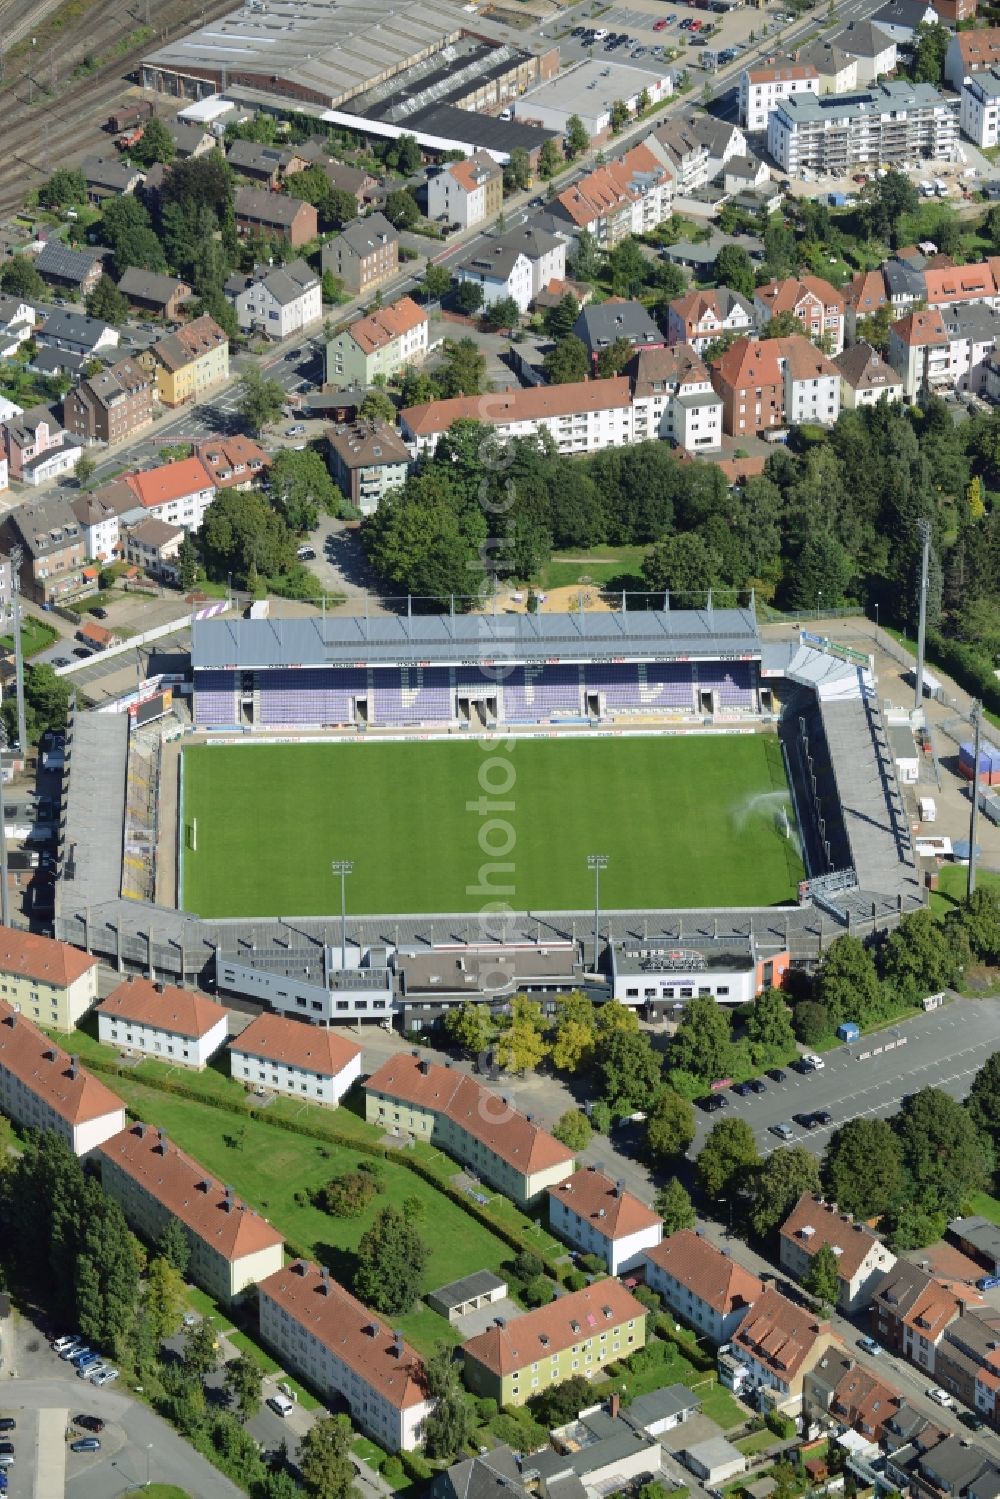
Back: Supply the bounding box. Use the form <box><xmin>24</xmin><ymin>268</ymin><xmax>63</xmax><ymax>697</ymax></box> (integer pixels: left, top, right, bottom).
<box><xmin>793</xmin><ymin>1000</ymin><xmax>830</xmax><ymax>1045</ymax></box>
<box><xmin>521</xmin><ymin>1274</ymin><xmax>554</xmax><ymax>1308</ymax></box>
<box><xmin>476</xmin><ymin>1397</ymin><xmax>498</xmax><ymax>1423</ymax></box>
<box><xmin>766</xmin><ymin>1409</ymin><xmax>796</xmax><ymax>1440</ymax></box>
<box><xmin>632</xmin><ymin>1285</ymin><xmax>661</xmax><ymax>1314</ymax></box>
<box><xmin>564</xmin><ymin>1270</ymin><xmax>588</xmax><ymax>1292</ymax></box>
<box><xmin>382</xmin><ymin>1456</ymin><xmax>406</xmax><ymax>1483</ymax></box>
<box><xmin>400</xmin><ymin>1450</ymin><xmax>433</xmax><ymax>1481</ymax></box>
<box><xmin>316</xmin><ymin>1168</ymin><xmax>382</xmax><ymax>1217</ymax></box>
<box><xmin>513</xmin><ymin>1250</ymin><xmax>544</xmax><ymax>1281</ymax></box>
<box><xmin>581</xmin><ymin>1253</ymin><xmax>606</xmax><ymax>1275</ymax></box>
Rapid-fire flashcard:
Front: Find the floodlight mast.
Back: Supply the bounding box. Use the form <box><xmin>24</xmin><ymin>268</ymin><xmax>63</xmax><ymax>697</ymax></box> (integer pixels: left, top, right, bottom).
<box><xmin>331</xmin><ymin>859</ymin><xmax>353</xmax><ymax>971</ymax></box>
<box><xmin>586</xmin><ymin>854</ymin><xmax>608</xmax><ymax>975</ymax></box>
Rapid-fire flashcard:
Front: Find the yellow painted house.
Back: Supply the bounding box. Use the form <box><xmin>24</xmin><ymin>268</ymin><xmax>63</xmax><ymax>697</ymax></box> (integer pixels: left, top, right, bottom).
<box><xmin>142</xmin><ymin>313</ymin><xmax>229</xmax><ymax>407</ymax></box>
<box><xmin>0</xmin><ymin>926</ymin><xmax>99</xmax><ymax>1031</ymax></box>
<box><xmin>364</xmin><ymin>1052</ymin><xmax>574</xmax><ymax>1207</ymax></box>
<box><xmin>461</xmin><ymin>1280</ymin><xmax>647</xmax><ymax>1406</ymax></box>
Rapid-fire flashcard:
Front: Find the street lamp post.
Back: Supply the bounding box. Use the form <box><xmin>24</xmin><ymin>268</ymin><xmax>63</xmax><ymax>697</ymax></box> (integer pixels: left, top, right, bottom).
<box><xmin>331</xmin><ymin>859</ymin><xmax>353</xmax><ymax>970</ymax></box>
<box><xmin>586</xmin><ymin>854</ymin><xmax>608</xmax><ymax>974</ymax></box>
<box><xmin>146</xmin><ymin>1441</ymin><xmax>153</xmax><ymax>1487</ymax></box>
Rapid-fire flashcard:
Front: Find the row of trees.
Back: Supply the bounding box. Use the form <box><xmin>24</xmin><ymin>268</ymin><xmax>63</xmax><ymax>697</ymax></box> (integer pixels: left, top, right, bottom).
<box><xmin>361</xmin><ymin>393</ymin><xmax>1000</xmax><ymax>632</ymax></box>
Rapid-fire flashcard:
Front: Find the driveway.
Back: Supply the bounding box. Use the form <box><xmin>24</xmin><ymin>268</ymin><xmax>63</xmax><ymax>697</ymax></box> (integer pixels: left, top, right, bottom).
<box><xmin>307</xmin><ymin>516</ymin><xmax>392</xmax><ymax>611</ymax></box>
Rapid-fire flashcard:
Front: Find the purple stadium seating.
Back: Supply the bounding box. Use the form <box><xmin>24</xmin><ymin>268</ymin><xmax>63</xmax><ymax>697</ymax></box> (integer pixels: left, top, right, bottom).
<box><xmin>373</xmin><ymin>667</ymin><xmax>453</xmax><ymax>725</ymax></box>
<box><xmin>195</xmin><ymin>671</ymin><xmax>239</xmax><ymax>726</ymax></box>
<box><xmin>503</xmin><ymin>664</ymin><xmax>581</xmax><ymax>719</ymax></box>
<box><xmin>584</xmin><ymin>662</ymin><xmax>696</xmax><ymax>712</ymax></box>
<box><xmin>257</xmin><ymin>669</ymin><xmax>366</xmax><ymax>726</ymax></box>
<box><xmin>699</xmin><ymin>661</ymin><xmax>757</xmax><ymax>711</ymax></box>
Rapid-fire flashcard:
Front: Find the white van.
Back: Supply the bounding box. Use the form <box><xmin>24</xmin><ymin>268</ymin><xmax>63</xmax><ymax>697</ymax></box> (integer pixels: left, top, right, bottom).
<box><xmin>267</xmin><ymin>1393</ymin><xmax>294</xmax><ymax>1417</ymax></box>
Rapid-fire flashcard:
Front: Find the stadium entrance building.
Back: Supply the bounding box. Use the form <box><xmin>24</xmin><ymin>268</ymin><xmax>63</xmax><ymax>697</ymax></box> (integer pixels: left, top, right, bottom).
<box><xmin>190</xmin><ymin>607</ymin><xmax>766</xmax><ymax>730</ymax></box>
<box><xmin>610</xmin><ymin>934</ymin><xmax>791</xmax><ymax>1013</ymax></box>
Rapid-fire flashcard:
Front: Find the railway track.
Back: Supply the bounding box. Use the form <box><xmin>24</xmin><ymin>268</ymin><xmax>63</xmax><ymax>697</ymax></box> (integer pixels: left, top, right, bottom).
<box><xmin>0</xmin><ymin>0</ymin><xmax>235</xmax><ymax>216</ymax></box>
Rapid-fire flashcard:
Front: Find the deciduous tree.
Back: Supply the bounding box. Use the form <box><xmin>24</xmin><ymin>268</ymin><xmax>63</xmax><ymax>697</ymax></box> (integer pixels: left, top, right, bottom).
<box><xmin>646</xmin><ymin>1088</ymin><xmax>695</xmax><ymax>1161</ymax></box>
<box><xmin>696</xmin><ymin>1117</ymin><xmax>760</xmax><ymax>1202</ymax></box>
<box><xmin>238</xmin><ymin>366</ymin><xmax>286</xmax><ymax>436</ymax></box>
<box><xmin>668</xmin><ymin>996</ymin><xmax>736</xmax><ymax>1084</ymax></box>
<box><xmin>132</xmin><ymin>115</ymin><xmax>176</xmax><ymax>167</ymax></box>
<box><xmin>804</xmin><ymin>1242</ymin><xmax>840</xmax><ymax>1308</ymax></box>
<box><xmin>597</xmin><ymin>1028</ymin><xmax>662</xmax><ymax>1114</ymax></box>
<box><xmin>225</xmin><ymin>1352</ymin><xmax>264</xmax><ymax>1421</ymax></box>
<box><xmin>86</xmin><ymin>275</ymin><xmax>129</xmax><ymax>326</ymax></box>
<box><xmin>298</xmin><ymin>1414</ymin><xmax>358</xmax><ymax>1499</ymax></box>
<box><xmin>354</xmin><ymin>1206</ymin><xmax>429</xmax><ymax>1315</ymax></box>
<box><xmin>422</xmin><ymin>1344</ymin><xmax>472</xmax><ymax>1460</ymax></box>
<box><xmin>714</xmin><ymin>243</ymin><xmax>755</xmax><ymax>300</ymax></box>
<box><xmin>822</xmin><ymin>1118</ymin><xmax>903</xmax><ymax>1220</ymax></box>
<box><xmin>444</xmin><ymin>1001</ymin><xmax>496</xmax><ymax>1057</ymax></box>
<box><xmin>816</xmin><ymin>935</ymin><xmax>880</xmax><ymax>1029</ymax></box>
<box><xmin>565</xmin><ymin>115</ymin><xmax>589</xmax><ymax>159</ymax></box>
<box><xmin>745</xmin><ymin>988</ymin><xmax>796</xmax><ymax>1065</ymax></box>
<box><xmin>655</xmin><ymin>1178</ymin><xmax>696</xmax><ymax>1234</ymax></box>
<box><xmin>553</xmin><ymin>1109</ymin><xmax>592</xmax><ymax>1151</ymax></box>
<box><xmin>895</xmin><ymin>1087</ymin><xmax>989</xmax><ymax>1218</ymax></box>
<box><xmin>748</xmin><ymin>1145</ymin><xmax>821</xmax><ymax>1238</ymax></box>
<box><xmin>384</xmin><ymin>189</ymin><xmax>420</xmax><ymax>230</ymax></box>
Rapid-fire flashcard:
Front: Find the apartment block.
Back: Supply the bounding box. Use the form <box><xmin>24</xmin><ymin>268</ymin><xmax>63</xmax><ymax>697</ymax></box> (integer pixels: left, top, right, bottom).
<box><xmin>321</xmin><ymin>213</ymin><xmax>399</xmax><ymax>297</ymax></box>
<box><xmin>62</xmin><ymin>357</ymin><xmax>153</xmax><ymax>446</ymax></box>
<box><xmin>628</xmin><ymin>344</ymin><xmax>723</xmax><ymax>451</ymax></box>
<box><xmin>455</xmin><ymin>225</ymin><xmax>566</xmax><ymax>314</ymax></box>
<box><xmin>142</xmin><ymin>314</ymin><xmax>229</xmax><ymax>408</ymax></box>
<box><xmin>125</xmin><ymin>455</ymin><xmax>217</xmax><ymax>531</ymax></box>
<box><xmin>779</xmin><ymin>1194</ymin><xmax>896</xmax><ymax>1314</ymax></box>
<box><xmin>936</xmin><ymin>1309</ymin><xmax>1000</xmax><ymax>1424</ymax></box>
<box><xmin>0</xmin><ymin>926</ymin><xmax>98</xmax><ymax>1031</ymax></box>
<box><xmin>0</xmin><ymin>1002</ymin><xmax>125</xmax><ymax>1155</ymax></box>
<box><xmin>666</xmin><ymin>288</ymin><xmax>756</xmax><ymax>354</ymax></box>
<box><xmin>643</xmin><ymin>1229</ymin><xmax>763</xmax><ymax>1344</ymax></box>
<box><xmin>327</xmin><ymin>420</ymin><xmax>411</xmax><ymax>516</ymax></box>
<box><xmin>754</xmin><ymin>275</ymin><xmax>845</xmax><ymax>354</ymax></box>
<box><xmin>946</xmin><ymin>26</ymin><xmax>1000</xmax><ymax>91</ymax></box>
<box><xmin>326</xmin><ymin>297</ymin><xmax>429</xmax><ymax>389</ymax></box>
<box><xmin>96</xmin><ymin>976</ymin><xmax>228</xmax><ymax>1069</ymax></box>
<box><xmin>554</xmin><ymin>144</ymin><xmax>672</xmax><ymax>248</ymax></box>
<box><xmin>462</xmin><ymin>1280</ymin><xmax>646</xmax><ymax>1406</ymax></box>
<box><xmin>401</xmin><ymin>378</ymin><xmax>636</xmax><ymax>459</ymax></box>
<box><xmin>870</xmin><ymin>1259</ymin><xmax>964</xmax><ymax>1374</ymax></box>
<box><xmin>803</xmin><ymin>1350</ymin><xmax>903</xmax><ymax>1443</ymax></box>
<box><xmin>547</xmin><ymin>1165</ymin><xmax>662</xmax><ymax>1275</ymax></box>
<box><xmin>835</xmin><ymin>341</ymin><xmax>904</xmax><ymax>408</ymax></box>
<box><xmin>426</xmin><ymin>151</ymin><xmax>503</xmax><ymax>230</ymax></box>
<box><xmin>225</xmin><ymin>258</ymin><xmax>322</xmax><ymax>340</ymax></box>
<box><xmin>229</xmin><ymin>1012</ymin><xmax>362</xmax><ymax>1107</ymax></box>
<box><xmin>195</xmin><ymin>435</ymin><xmax>270</xmax><ymax>491</ymax></box>
<box><xmin>364</xmin><ymin>1052</ymin><xmax>574</xmax><ymax>1207</ymax></box>
<box><xmin>739</xmin><ymin>60</ymin><xmax>819</xmax><ymax>131</ymax></box>
<box><xmin>768</xmin><ymin>81</ymin><xmax>958</xmax><ymax>176</ymax></box>
<box><xmin>233</xmin><ymin>186</ymin><xmax>318</xmax><ymax>247</ymax></box>
<box><xmin>962</xmin><ymin>69</ymin><xmax>1000</xmax><ymax>147</ymax></box>
<box><xmin>723</xmin><ymin>1285</ymin><xmax>840</xmax><ymax>1414</ymax></box>
<box><xmin>5</xmin><ymin>491</ymin><xmax>87</xmax><ymax>604</ymax></box>
<box><xmin>96</xmin><ymin>1121</ymin><xmax>284</xmax><ymax>1302</ymax></box>
<box><xmin>259</xmin><ymin>1260</ymin><xmax>433</xmax><ymax>1451</ymax></box>
<box><xmin>710</xmin><ymin>334</ymin><xmax>841</xmax><ymax>436</ymax></box>
<box><xmin>888</xmin><ymin>307</ymin><xmax>952</xmax><ymax>400</ymax></box>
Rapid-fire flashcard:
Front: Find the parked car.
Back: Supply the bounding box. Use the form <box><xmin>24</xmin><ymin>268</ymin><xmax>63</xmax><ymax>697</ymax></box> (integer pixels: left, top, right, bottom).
<box><xmin>90</xmin><ymin>606</ymin><xmax>109</xmax><ymax>619</ymax></box>
<box><xmin>72</xmin><ymin>647</ymin><xmax>92</xmax><ymax>658</ymax></box>
<box><xmin>73</xmin><ymin>1416</ymin><xmax>104</xmax><ymax>1433</ymax></box>
<box><xmin>654</xmin><ymin>18</ymin><xmax>668</xmax><ymax>29</ymax></box>
<box><xmin>794</xmin><ymin>1112</ymin><xmax>818</xmax><ymax>1129</ymax></box>
<box><xmin>285</xmin><ymin>424</ymin><xmax>306</xmax><ymax>437</ymax></box>
<box><xmin>0</xmin><ymin>1422</ymin><xmax>13</xmax><ymax>1434</ymax></box>
<box><xmin>73</xmin><ymin>1352</ymin><xmax>100</xmax><ymax>1372</ymax></box>
<box><xmin>770</xmin><ymin>1122</ymin><xmax>794</xmax><ymax>1140</ymax></box>
<box><xmin>800</xmin><ymin>1053</ymin><xmax>825</xmax><ymax>1071</ymax></box>
<box><xmin>927</xmin><ymin>1388</ymin><xmax>954</xmax><ymax>1408</ymax></box>
<box><xmin>747</xmin><ymin>1078</ymin><xmax>767</xmax><ymax>1094</ymax></box>
<box><xmin>731</xmin><ymin>1080</ymin><xmax>754</xmax><ymax>1097</ymax></box>
<box><xmin>91</xmin><ymin>1368</ymin><xmax>119</xmax><ymax>1387</ymax></box>
<box><xmin>296</xmin><ymin>545</ymin><xmax>316</xmax><ymax>561</ymax></box>
<box><xmin>766</xmin><ymin>1067</ymin><xmax>786</xmax><ymax>1082</ymax></box>
<box><xmin>70</xmin><ymin>1437</ymin><xmax>101</xmax><ymax>1454</ymax></box>
<box><xmin>268</xmin><ymin>1394</ymin><xmax>295</xmax><ymax>1418</ymax></box>
<box><xmin>700</xmin><ymin>1093</ymin><xmax>728</xmax><ymax>1112</ymax></box>
<box><xmin>78</xmin><ymin>1362</ymin><xmax>103</xmax><ymax>1379</ymax></box>
<box><xmin>960</xmin><ymin>1411</ymin><xmax>985</xmax><ymax>1431</ymax></box>
<box><xmin>61</xmin><ymin>1344</ymin><xmax>88</xmax><ymax>1361</ymax></box>
<box><xmin>858</xmin><ymin>1337</ymin><xmax>883</xmax><ymax>1356</ymax></box>
<box><xmin>811</xmin><ymin>1109</ymin><xmax>833</xmax><ymax>1127</ymax></box>
<box><xmin>52</xmin><ymin>1336</ymin><xmax>79</xmax><ymax>1354</ymax></box>
<box><xmin>52</xmin><ymin>657</ymin><xmax>70</xmax><ymax>668</ymax></box>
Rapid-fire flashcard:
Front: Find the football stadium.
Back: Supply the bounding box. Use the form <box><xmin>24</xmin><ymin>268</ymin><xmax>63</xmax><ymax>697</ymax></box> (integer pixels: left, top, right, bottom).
<box><xmin>53</xmin><ymin>600</ymin><xmax>926</xmax><ymax>1010</ymax></box>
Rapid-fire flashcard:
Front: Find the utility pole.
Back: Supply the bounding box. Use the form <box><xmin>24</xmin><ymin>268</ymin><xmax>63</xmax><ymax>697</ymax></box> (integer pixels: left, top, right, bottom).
<box><xmin>968</xmin><ymin>701</ymin><xmax>983</xmax><ymax>900</ymax></box>
<box><xmin>587</xmin><ymin>853</ymin><xmax>608</xmax><ymax>974</ymax></box>
<box><xmin>914</xmin><ymin>518</ymin><xmax>931</xmax><ymax>711</ymax></box>
<box><xmin>331</xmin><ymin>859</ymin><xmax>353</xmax><ymax>970</ymax></box>
<box><xmin>9</xmin><ymin>549</ymin><xmax>26</xmax><ymax>758</ymax></box>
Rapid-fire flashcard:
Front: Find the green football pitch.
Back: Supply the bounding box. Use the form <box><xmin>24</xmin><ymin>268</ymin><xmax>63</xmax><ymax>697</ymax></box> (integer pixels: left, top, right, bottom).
<box><xmin>180</xmin><ymin>734</ymin><xmax>804</xmax><ymax>918</ymax></box>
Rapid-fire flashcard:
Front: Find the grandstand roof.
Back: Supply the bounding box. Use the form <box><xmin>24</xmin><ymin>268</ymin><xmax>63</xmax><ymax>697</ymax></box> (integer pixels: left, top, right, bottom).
<box><xmin>191</xmin><ymin>607</ymin><xmax>761</xmax><ymax>671</ymax></box>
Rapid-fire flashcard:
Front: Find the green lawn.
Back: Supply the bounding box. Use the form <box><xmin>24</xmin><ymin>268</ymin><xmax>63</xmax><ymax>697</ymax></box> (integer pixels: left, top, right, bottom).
<box><xmin>930</xmin><ymin>864</ymin><xmax>1000</xmax><ymax>916</ymax></box>
<box><xmin>182</xmin><ymin>735</ymin><xmax>803</xmax><ymax>917</ymax></box>
<box><xmin>105</xmin><ymin>1077</ymin><xmax>513</xmax><ymax>1355</ymax></box>
<box><xmin>538</xmin><ymin>546</ymin><xmax>649</xmax><ymax>590</ymax></box>
<box><xmin>697</xmin><ymin>1381</ymin><xmax>748</xmax><ymax>1432</ymax></box>
<box><xmin>737</xmin><ymin>1429</ymin><xmax>778</xmax><ymax>1455</ymax></box>
<box><xmin>967</xmin><ymin>1190</ymin><xmax>1000</xmax><ymax>1226</ymax></box>
<box><xmin>0</xmin><ymin>616</ymin><xmax>58</xmax><ymax>659</ymax></box>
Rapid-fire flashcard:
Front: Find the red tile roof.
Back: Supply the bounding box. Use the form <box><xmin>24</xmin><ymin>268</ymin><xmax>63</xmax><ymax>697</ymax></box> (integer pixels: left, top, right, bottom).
<box><xmin>366</xmin><ymin>1053</ymin><xmax>574</xmax><ymax>1177</ymax></box>
<box><xmin>233</xmin><ymin>1012</ymin><xmax>362</xmax><ymax>1077</ymax></box>
<box><xmin>96</xmin><ymin>1122</ymin><xmax>284</xmax><ymax>1261</ymax></box>
<box><xmin>126</xmin><ymin>456</ymin><xmax>214</xmax><ymax>508</ymax></box>
<box><xmin>447</xmin><ymin>151</ymin><xmax>502</xmax><ymax>194</ymax></box>
<box><xmin>402</xmin><ymin>377</ymin><xmax>632</xmax><ymax>438</ymax></box>
<box><xmin>954</xmin><ymin>25</ymin><xmax>1000</xmax><ymax>71</ymax></box>
<box><xmin>780</xmin><ymin>1194</ymin><xmax>885</xmax><ymax>1280</ymax></box>
<box><xmin>756</xmin><ymin>275</ymin><xmax>844</xmax><ymax>317</ymax></box>
<box><xmin>97</xmin><ymin>977</ymin><xmax>226</xmax><ymax>1040</ymax></box>
<box><xmin>195</xmin><ymin>435</ymin><xmax>270</xmax><ymax>488</ymax></box>
<box><xmin>0</xmin><ymin>1001</ymin><xmax>123</xmax><ymax>1127</ymax></box>
<box><xmin>548</xmin><ymin>1166</ymin><xmax>661</xmax><ymax>1242</ymax></box>
<box><xmin>733</xmin><ymin>1284</ymin><xmax>832</xmax><ymax>1381</ymax></box>
<box><xmin>645</xmin><ymin>1229</ymin><xmax>763</xmax><ymax>1314</ymax></box>
<box><xmin>557</xmin><ymin>145</ymin><xmax>667</xmax><ymax>228</ymax></box>
<box><xmin>462</xmin><ymin>1279</ymin><xmax>646</xmax><ymax>1376</ymax></box>
<box><xmin>0</xmin><ymin>925</ymin><xmax>97</xmax><ymax>987</ymax></box>
<box><xmin>923</xmin><ymin>264</ymin><xmax>997</xmax><ymax>306</ymax></box>
<box><xmin>260</xmin><ymin>1260</ymin><xmax>429</xmax><ymax>1409</ymax></box>
<box><xmin>890</xmin><ymin>307</ymin><xmax>949</xmax><ymax>347</ymax></box>
<box><xmin>348</xmin><ymin>297</ymin><xmax>426</xmax><ymax>356</ymax></box>
<box><xmin>846</xmin><ymin>268</ymin><xmax>888</xmax><ymax>316</ymax></box>
<box><xmin>746</xmin><ymin>61</ymin><xmax>818</xmax><ymax>83</ymax></box>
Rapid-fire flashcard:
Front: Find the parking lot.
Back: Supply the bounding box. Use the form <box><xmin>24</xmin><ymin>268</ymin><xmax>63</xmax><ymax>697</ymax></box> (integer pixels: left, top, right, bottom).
<box><xmin>690</xmin><ymin>997</ymin><xmax>1000</xmax><ymax>1157</ymax></box>
<box><xmin>0</xmin><ymin>1317</ymin><xmax>243</xmax><ymax>1498</ymax></box>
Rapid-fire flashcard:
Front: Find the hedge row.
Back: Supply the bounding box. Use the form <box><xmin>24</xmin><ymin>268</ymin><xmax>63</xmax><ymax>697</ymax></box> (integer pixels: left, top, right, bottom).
<box><xmin>926</xmin><ymin>630</ymin><xmax>1000</xmax><ymax>718</ymax></box>
<box><xmin>654</xmin><ymin>1314</ymin><xmax>716</xmax><ymax>1372</ymax></box>
<box><xmin>96</xmin><ymin>1057</ymin><xmax>564</xmax><ymax>1276</ymax></box>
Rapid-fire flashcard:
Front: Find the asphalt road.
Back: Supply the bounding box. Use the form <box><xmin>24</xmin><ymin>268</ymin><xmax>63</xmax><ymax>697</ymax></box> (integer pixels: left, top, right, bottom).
<box><xmin>690</xmin><ymin>996</ymin><xmax>1000</xmax><ymax>1156</ymax></box>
